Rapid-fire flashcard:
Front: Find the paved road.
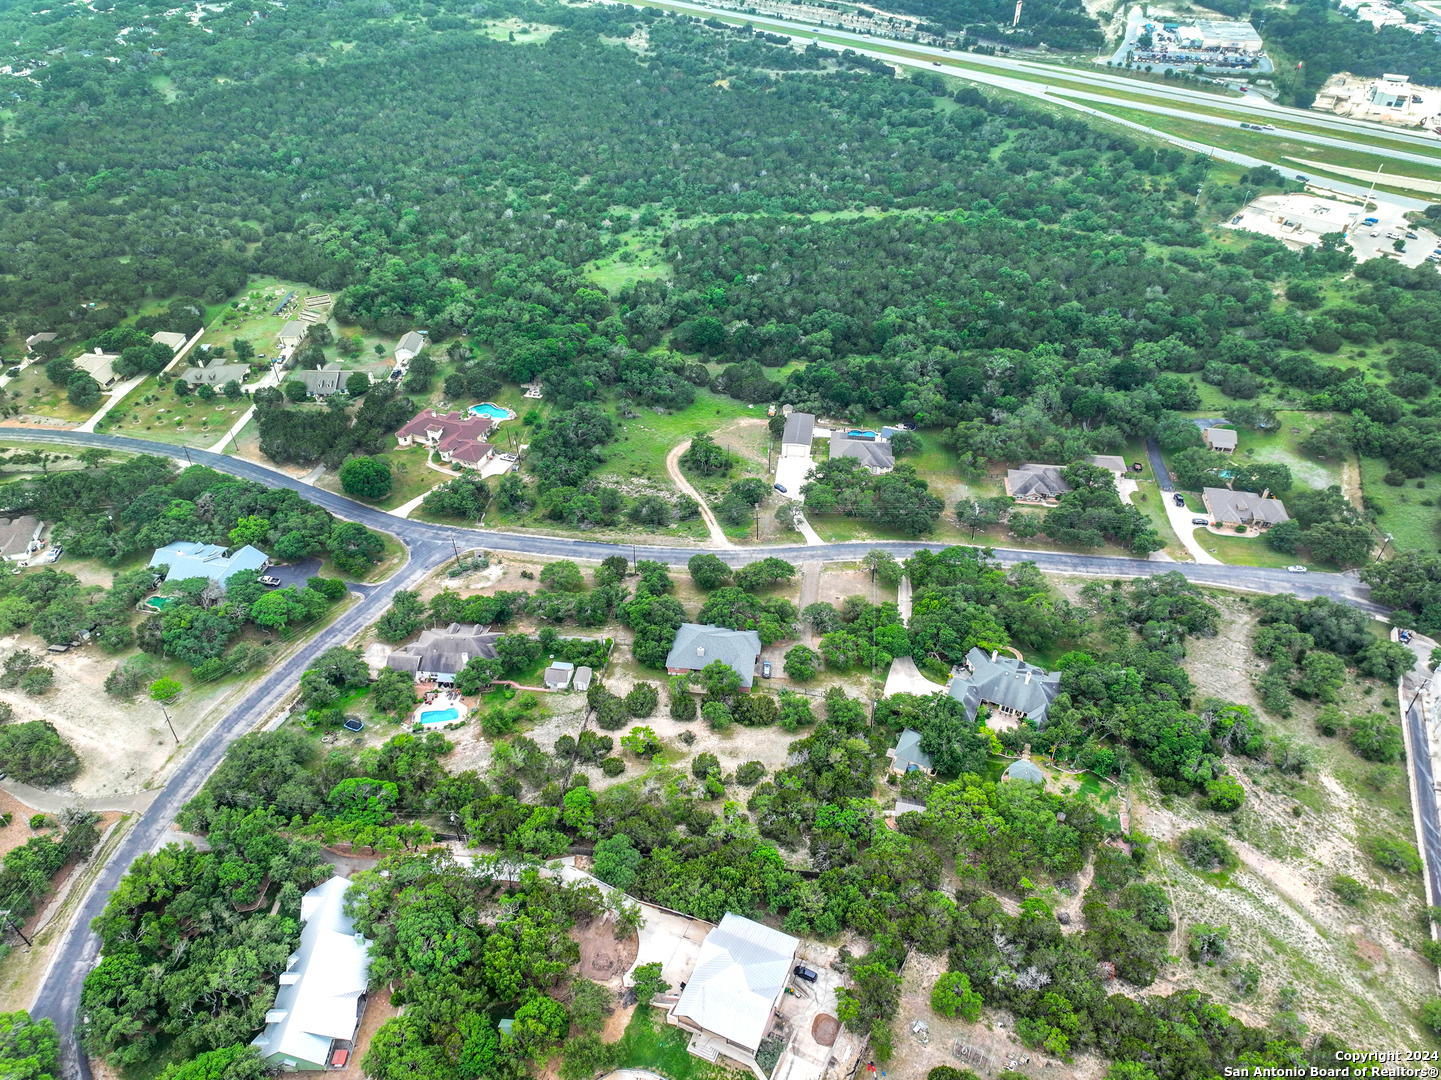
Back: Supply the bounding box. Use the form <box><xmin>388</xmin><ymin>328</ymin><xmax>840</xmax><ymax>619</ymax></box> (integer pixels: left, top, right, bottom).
<box><xmin>1407</xmin><ymin>691</ymin><xmax>1441</xmax><ymax>912</ymax></box>
<box><xmin>8</xmin><ymin>425</ymin><xmax>1390</xmax><ymax>1074</ymax></box>
<box><xmin>1144</xmin><ymin>437</ymin><xmax>1174</xmax><ymax>492</ymax></box>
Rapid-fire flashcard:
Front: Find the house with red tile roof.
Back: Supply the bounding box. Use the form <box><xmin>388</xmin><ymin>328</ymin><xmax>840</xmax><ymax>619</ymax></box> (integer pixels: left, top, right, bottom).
<box><xmin>395</xmin><ymin>409</ymin><xmax>496</xmax><ymax>470</ymax></box>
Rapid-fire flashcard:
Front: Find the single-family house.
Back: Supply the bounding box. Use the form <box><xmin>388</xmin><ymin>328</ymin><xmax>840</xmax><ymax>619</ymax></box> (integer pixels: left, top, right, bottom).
<box><xmin>1005</xmin><ymin>463</ymin><xmax>1071</xmax><ymax>502</ymax></box>
<box><xmin>386</xmin><ymin>623</ymin><xmax>499</xmax><ymax>684</ymax></box>
<box><xmin>947</xmin><ymin>647</ymin><xmax>1062</xmax><ymax>728</ymax></box>
<box><xmin>151</xmin><ymin>331</ymin><xmax>189</xmax><ymax>352</ymax></box>
<box><xmin>278</xmin><ymin>320</ymin><xmax>307</xmax><ymax>349</ymax></box>
<box><xmin>1088</xmin><ymin>455</ymin><xmax>1128</xmax><ymax>480</ymax></box>
<box><xmin>1202</xmin><ymin>487</ymin><xmax>1288</xmax><ymax>529</ymax></box>
<box><xmin>780</xmin><ymin>412</ymin><xmax>815</xmax><ymax>458</ymax></box>
<box><xmin>75</xmin><ymin>349</ymin><xmax>121</xmax><ymax>388</ymax></box>
<box><xmin>293</xmin><ymin>364</ymin><xmax>347</xmax><ymax>397</ymax></box>
<box><xmin>887</xmin><ymin>728</ymin><xmax>934</xmax><ymax>775</ymax></box>
<box><xmin>829</xmin><ymin>435</ymin><xmax>894</xmax><ymax>474</ymax></box>
<box><xmin>0</xmin><ymin>516</ymin><xmax>44</xmax><ymax>562</ymax></box>
<box><xmin>24</xmin><ymin>332</ymin><xmax>57</xmax><ymax>352</ymax></box>
<box><xmin>1203</xmin><ymin>427</ymin><xmax>1238</xmax><ymax>453</ymax></box>
<box><xmin>251</xmin><ymin>876</ymin><xmax>371</xmax><ymax>1072</ymax></box>
<box><xmin>1003</xmin><ymin>759</ymin><xmax>1046</xmax><ymax>785</ymax></box>
<box><xmin>667</xmin><ymin>913</ymin><xmax>800</xmax><ymax>1069</ymax></box>
<box><xmin>181</xmin><ymin>360</ymin><xmax>250</xmax><ymax>388</ymax></box>
<box><xmin>148</xmin><ymin>541</ymin><xmax>270</xmax><ymax>587</ymax></box>
<box><xmin>395</xmin><ymin>331</ymin><xmax>426</xmax><ymax>363</ymax></box>
<box><xmin>665</xmin><ymin>623</ymin><xmax>763</xmax><ymax>690</ymax></box>
<box><xmin>573</xmin><ymin>665</ymin><xmax>594</xmax><ymax>693</ymax></box>
<box><xmin>395</xmin><ymin>409</ymin><xmax>496</xmax><ymax>470</ymax></box>
<box><xmin>543</xmin><ymin>661</ymin><xmax>574</xmax><ymax>690</ymax></box>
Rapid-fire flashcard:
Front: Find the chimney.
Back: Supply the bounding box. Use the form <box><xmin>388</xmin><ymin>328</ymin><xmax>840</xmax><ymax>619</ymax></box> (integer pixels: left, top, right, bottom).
<box><xmin>991</xmin><ymin>650</ymin><xmax>998</xmax><ymax>663</ymax></box>
<box><xmin>1025</xmin><ymin>670</ymin><xmax>1032</xmax><ymax>684</ymax></box>
<box><xmin>697</xmin><ymin>646</ymin><xmax>705</xmax><ymax>657</ymax></box>
<box><xmin>1260</xmin><ymin>488</ymin><xmax>1271</xmax><ymax>500</ymax></box>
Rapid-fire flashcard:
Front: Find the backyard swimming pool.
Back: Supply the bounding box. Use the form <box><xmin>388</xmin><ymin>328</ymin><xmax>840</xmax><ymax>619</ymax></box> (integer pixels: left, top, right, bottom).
<box><xmin>847</xmin><ymin>429</ymin><xmax>879</xmax><ymax>439</ymax></box>
<box><xmin>469</xmin><ymin>403</ymin><xmax>510</xmax><ymax>421</ymax></box>
<box><xmin>418</xmin><ymin>706</ymin><xmax>459</xmax><ymax>725</ymax></box>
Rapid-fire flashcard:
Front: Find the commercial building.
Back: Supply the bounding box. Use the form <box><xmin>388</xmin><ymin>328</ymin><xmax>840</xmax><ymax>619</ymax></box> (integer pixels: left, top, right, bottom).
<box><xmin>1314</xmin><ymin>72</ymin><xmax>1441</xmax><ymax>129</ymax></box>
<box><xmin>386</xmin><ymin>623</ymin><xmax>499</xmax><ymax>684</ymax></box>
<box><xmin>667</xmin><ymin>913</ymin><xmax>800</xmax><ymax>1071</ymax></box>
<box><xmin>665</xmin><ymin>623</ymin><xmax>763</xmax><ymax>690</ymax></box>
<box><xmin>148</xmin><ymin>541</ymin><xmax>269</xmax><ymax>587</ymax></box>
<box><xmin>947</xmin><ymin>648</ymin><xmax>1062</xmax><ymax>728</ymax></box>
<box><xmin>1202</xmin><ymin>487</ymin><xmax>1289</xmax><ymax>529</ymax></box>
<box><xmin>252</xmin><ymin>876</ymin><xmax>371</xmax><ymax>1072</ymax></box>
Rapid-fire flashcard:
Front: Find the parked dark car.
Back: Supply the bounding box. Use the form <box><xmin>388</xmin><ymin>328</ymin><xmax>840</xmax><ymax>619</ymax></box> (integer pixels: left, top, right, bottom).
<box><xmin>762</xmin><ymin>661</ymin><xmax>772</xmax><ymax>678</ymax></box>
<box><xmin>1191</xmin><ymin>517</ymin><xmax>1210</xmax><ymax>526</ymax></box>
<box><xmin>1173</xmin><ymin>493</ymin><xmax>1185</xmax><ymax>507</ymax></box>
<box><xmin>794</xmin><ymin>965</ymin><xmax>818</xmax><ymax>983</ymax></box>
<box><xmin>774</xmin><ymin>483</ymin><xmax>787</xmax><ymax>494</ymax></box>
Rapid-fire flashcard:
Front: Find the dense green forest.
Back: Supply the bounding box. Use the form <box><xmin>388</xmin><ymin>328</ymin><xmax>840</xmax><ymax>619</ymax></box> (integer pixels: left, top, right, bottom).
<box><xmin>79</xmin><ymin>555</ymin><xmax>1374</xmax><ymax>1080</ymax></box>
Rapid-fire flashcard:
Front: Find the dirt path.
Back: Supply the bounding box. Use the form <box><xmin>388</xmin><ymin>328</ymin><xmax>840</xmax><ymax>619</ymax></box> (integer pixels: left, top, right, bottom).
<box><xmin>667</xmin><ymin>440</ymin><xmax>731</xmax><ymax>549</ymax></box>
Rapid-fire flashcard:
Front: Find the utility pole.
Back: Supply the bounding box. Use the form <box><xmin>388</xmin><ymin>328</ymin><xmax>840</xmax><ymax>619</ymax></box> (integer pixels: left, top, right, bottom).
<box><xmin>159</xmin><ymin>703</ymin><xmax>178</xmax><ymax>745</ymax></box>
<box><xmin>1375</xmin><ymin>533</ymin><xmax>1394</xmax><ymax>562</ymax></box>
<box><xmin>0</xmin><ymin>910</ymin><xmax>31</xmax><ymax>948</ymax></box>
<box><xmin>183</xmin><ymin>446</ymin><xmax>193</xmax><ymax>466</ymax></box>
<box><xmin>451</xmin><ymin>535</ymin><xmax>462</xmax><ymax>566</ymax></box>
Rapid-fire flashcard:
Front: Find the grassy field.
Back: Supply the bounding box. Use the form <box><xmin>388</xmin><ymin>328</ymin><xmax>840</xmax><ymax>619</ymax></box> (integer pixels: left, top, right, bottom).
<box><xmin>1359</xmin><ymin>455</ymin><xmax>1441</xmax><ymax>554</ymax></box>
<box><xmin>314</xmin><ymin>444</ymin><xmax>454</xmax><ymax>512</ymax></box>
<box><xmin>601</xmin><ymin>389</ymin><xmax>757</xmax><ymax>484</ymax></box>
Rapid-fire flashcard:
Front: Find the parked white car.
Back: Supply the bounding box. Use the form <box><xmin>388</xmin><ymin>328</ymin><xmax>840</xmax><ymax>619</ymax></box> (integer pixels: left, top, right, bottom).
<box><xmin>1286</xmin><ymin>565</ymin><xmax>1307</xmax><ymax>573</ymax></box>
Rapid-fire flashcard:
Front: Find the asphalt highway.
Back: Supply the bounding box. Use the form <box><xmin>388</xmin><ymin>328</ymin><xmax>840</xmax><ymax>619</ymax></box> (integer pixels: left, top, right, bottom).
<box><xmin>9</xmin><ymin>426</ymin><xmax>1387</xmax><ymax>1075</ymax></box>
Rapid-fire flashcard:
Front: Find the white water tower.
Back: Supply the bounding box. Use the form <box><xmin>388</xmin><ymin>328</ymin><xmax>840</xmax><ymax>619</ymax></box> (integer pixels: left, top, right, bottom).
<box><xmin>1013</xmin><ymin>0</ymin><xmax>1023</xmax><ymax>25</ymax></box>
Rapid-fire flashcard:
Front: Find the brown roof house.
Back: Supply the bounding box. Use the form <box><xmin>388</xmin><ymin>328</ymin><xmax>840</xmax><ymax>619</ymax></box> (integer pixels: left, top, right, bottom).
<box><xmin>0</xmin><ymin>516</ymin><xmax>44</xmax><ymax>562</ymax></box>
<box><xmin>1202</xmin><ymin>487</ymin><xmax>1288</xmax><ymax>530</ymax></box>
<box><xmin>395</xmin><ymin>409</ymin><xmax>496</xmax><ymax>470</ymax></box>
<box><xmin>1203</xmin><ymin>427</ymin><xmax>1238</xmax><ymax>453</ymax></box>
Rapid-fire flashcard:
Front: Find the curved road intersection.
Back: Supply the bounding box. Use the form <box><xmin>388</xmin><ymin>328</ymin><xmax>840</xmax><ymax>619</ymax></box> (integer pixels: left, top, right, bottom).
<box><xmin>6</xmin><ymin>428</ymin><xmax>1388</xmax><ymax>1076</ymax></box>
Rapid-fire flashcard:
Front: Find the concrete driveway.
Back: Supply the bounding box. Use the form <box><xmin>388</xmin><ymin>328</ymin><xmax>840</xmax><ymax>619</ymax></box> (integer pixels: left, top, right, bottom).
<box><xmin>774</xmin><ymin>455</ymin><xmax>813</xmax><ymax>501</ymax></box>
<box><xmin>1161</xmin><ymin>493</ymin><xmax>1221</xmax><ymax>565</ymax></box>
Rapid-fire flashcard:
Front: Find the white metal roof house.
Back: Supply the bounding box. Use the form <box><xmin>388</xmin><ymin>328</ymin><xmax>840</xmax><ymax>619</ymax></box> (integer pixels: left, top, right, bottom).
<box><xmin>252</xmin><ymin>876</ymin><xmax>371</xmax><ymax>1072</ymax></box>
<box><xmin>395</xmin><ymin>331</ymin><xmax>426</xmax><ymax>363</ymax></box>
<box><xmin>668</xmin><ymin>913</ymin><xmax>799</xmax><ymax>1071</ymax></box>
<box><xmin>278</xmin><ymin>320</ymin><xmax>307</xmax><ymax>349</ymax></box>
<box><xmin>148</xmin><ymin>541</ymin><xmax>269</xmax><ymax>587</ymax></box>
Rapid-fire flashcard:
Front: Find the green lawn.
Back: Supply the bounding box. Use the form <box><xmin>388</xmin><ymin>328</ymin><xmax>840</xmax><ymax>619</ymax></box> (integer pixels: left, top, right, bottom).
<box><xmin>602</xmin><ymin>389</ymin><xmax>757</xmax><ymax>484</ymax></box>
<box><xmin>1190</xmin><ymin>528</ymin><xmax>1303</xmax><ymax>569</ymax></box>
<box><xmin>316</xmin><ymin>444</ymin><xmax>449</xmax><ymax>512</ymax></box>
<box><xmin>614</xmin><ymin>1005</ymin><xmax>738</xmax><ymax>1080</ymax></box>
<box><xmin>1126</xmin><ymin>487</ymin><xmax>1184</xmax><ymax>557</ymax></box>
<box><xmin>1359</xmin><ymin>456</ymin><xmax>1441</xmax><ymax>555</ymax></box>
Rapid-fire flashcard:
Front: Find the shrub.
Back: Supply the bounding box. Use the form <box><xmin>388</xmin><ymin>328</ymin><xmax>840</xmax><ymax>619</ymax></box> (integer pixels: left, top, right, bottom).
<box><xmin>1188</xmin><ymin>923</ymin><xmax>1230</xmax><ymax>963</ymax></box>
<box><xmin>538</xmin><ymin>560</ymin><xmax>585</xmax><ymax>593</ymax></box>
<box><xmin>1179</xmin><ymin>828</ymin><xmax>1238</xmax><ymax>874</ymax></box>
<box><xmin>28</xmin><ymin>814</ymin><xmax>49</xmax><ymax>830</ymax></box>
<box><xmin>338</xmin><ymin>456</ymin><xmax>392</xmax><ymax>500</ymax></box>
<box><xmin>930</xmin><ymin>972</ymin><xmax>983</xmax><ymax>1021</ymax></box>
<box><xmin>692</xmin><ymin>752</ymin><xmax>720</xmax><ymax>779</ymax></box>
<box><xmin>1349</xmin><ymin>713</ymin><xmax>1404</xmax><ymax>764</ymax></box>
<box><xmin>736</xmin><ymin>760</ymin><xmax>766</xmax><ymax>785</ymax></box>
<box><xmin>620</xmin><ymin>726</ymin><xmax>661</xmax><ymax>759</ymax></box>
<box><xmin>1422</xmin><ymin>998</ymin><xmax>1441</xmax><ymax>1036</ymax></box>
<box><xmin>600</xmin><ymin>757</ymin><xmax>625</xmax><ymax>776</ymax></box>
<box><xmin>783</xmin><ymin>643</ymin><xmax>821</xmax><ymax>681</ymax></box>
<box><xmin>0</xmin><ymin>722</ymin><xmax>80</xmax><ymax>786</ymax></box>
<box><xmin>624</xmin><ymin>682</ymin><xmax>659</xmax><ymax>719</ymax></box>
<box><xmin>1205</xmin><ymin>775</ymin><xmax>1245</xmax><ymax>812</ymax></box>
<box><xmin>701</xmin><ymin>700</ymin><xmax>732</xmax><ymax>731</ymax></box>
<box><xmin>1331</xmin><ymin>875</ymin><xmax>1367</xmax><ymax>906</ymax></box>
<box><xmin>1372</xmin><ymin>836</ymin><xmax>1423</xmax><ymax>874</ymax></box>
<box><xmin>19</xmin><ymin>667</ymin><xmax>53</xmax><ymax>696</ymax></box>
<box><xmin>668</xmin><ymin>676</ymin><xmax>696</xmax><ymax>721</ymax></box>
<box><xmin>1315</xmin><ymin>704</ymin><xmax>1345</xmax><ymax>737</ymax></box>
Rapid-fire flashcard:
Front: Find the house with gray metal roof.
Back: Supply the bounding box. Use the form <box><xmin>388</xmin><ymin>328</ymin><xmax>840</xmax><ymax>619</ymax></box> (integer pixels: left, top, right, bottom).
<box><xmin>151</xmin><ymin>331</ymin><xmax>189</xmax><ymax>352</ymax></box>
<box><xmin>887</xmin><ymin>728</ymin><xmax>934</xmax><ymax>775</ymax></box>
<box><xmin>148</xmin><ymin>541</ymin><xmax>269</xmax><ymax>587</ymax></box>
<box><xmin>278</xmin><ymin>320</ymin><xmax>307</xmax><ymax>349</ymax></box>
<box><xmin>181</xmin><ymin>359</ymin><xmax>250</xmax><ymax>388</ymax></box>
<box><xmin>668</xmin><ymin>913</ymin><xmax>799</xmax><ymax>1062</ymax></box>
<box><xmin>395</xmin><ymin>330</ymin><xmax>426</xmax><ymax>363</ymax></box>
<box><xmin>1005</xmin><ymin>463</ymin><xmax>1071</xmax><ymax>502</ymax></box>
<box><xmin>665</xmin><ymin>624</ymin><xmax>763</xmax><ymax>690</ymax></box>
<box><xmin>780</xmin><ymin>412</ymin><xmax>815</xmax><ymax>457</ymax></box>
<box><xmin>251</xmin><ymin>875</ymin><xmax>371</xmax><ymax>1072</ymax></box>
<box><xmin>386</xmin><ymin>623</ymin><xmax>498</xmax><ymax>684</ymax></box>
<box><xmin>1203</xmin><ymin>427</ymin><xmax>1238</xmax><ymax>452</ymax></box>
<box><xmin>1202</xmin><ymin>486</ymin><xmax>1288</xmax><ymax>529</ymax></box>
<box><xmin>830</xmin><ymin>435</ymin><xmax>894</xmax><ymax>474</ymax></box>
<box><xmin>544</xmin><ymin>661</ymin><xmax>574</xmax><ymax>690</ymax></box>
<box><xmin>947</xmin><ymin>648</ymin><xmax>1062</xmax><ymax>728</ymax></box>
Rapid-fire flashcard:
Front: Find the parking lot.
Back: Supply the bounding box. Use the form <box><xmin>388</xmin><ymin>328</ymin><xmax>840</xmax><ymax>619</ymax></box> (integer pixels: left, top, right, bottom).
<box><xmin>1223</xmin><ymin>193</ymin><xmax>1438</xmax><ymax>266</ymax></box>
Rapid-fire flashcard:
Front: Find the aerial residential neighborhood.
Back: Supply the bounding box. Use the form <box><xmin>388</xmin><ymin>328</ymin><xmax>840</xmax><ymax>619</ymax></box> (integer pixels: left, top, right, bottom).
<box><xmin>0</xmin><ymin>0</ymin><xmax>1440</xmax><ymax>1076</ymax></box>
